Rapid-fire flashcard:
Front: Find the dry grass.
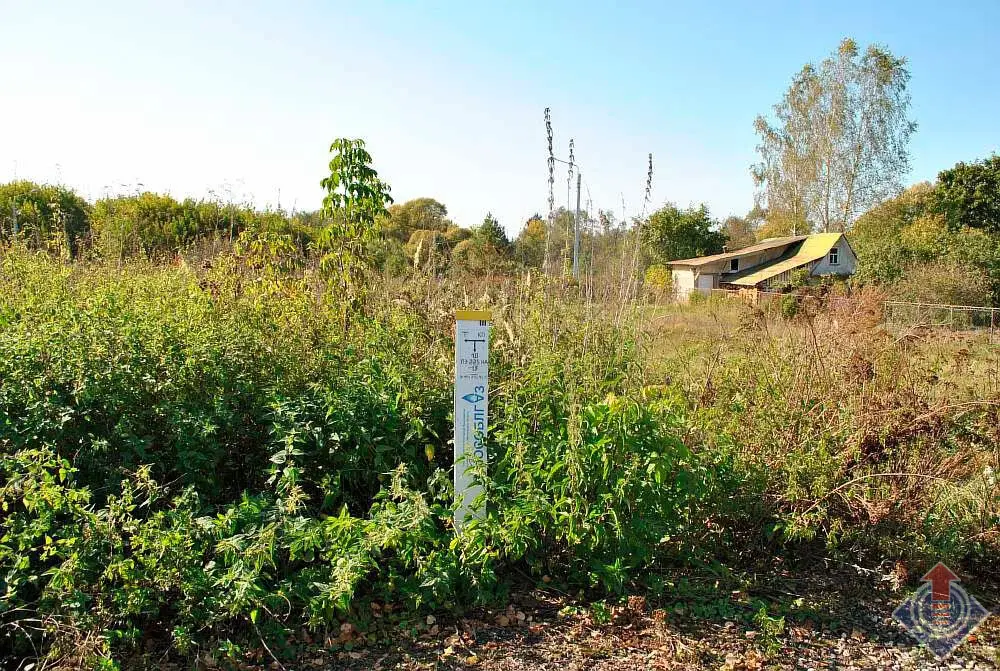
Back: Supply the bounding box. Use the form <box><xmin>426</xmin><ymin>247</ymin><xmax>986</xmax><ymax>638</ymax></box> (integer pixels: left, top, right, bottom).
<box><xmin>634</xmin><ymin>289</ymin><xmax>1000</xmax><ymax>567</ymax></box>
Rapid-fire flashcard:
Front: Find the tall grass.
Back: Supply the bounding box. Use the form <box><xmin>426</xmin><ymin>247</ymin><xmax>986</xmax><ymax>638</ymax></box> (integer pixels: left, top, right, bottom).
<box><xmin>0</xmin><ymin>243</ymin><xmax>996</xmax><ymax>667</ymax></box>
<box><xmin>639</xmin><ymin>291</ymin><xmax>1000</xmax><ymax>564</ymax></box>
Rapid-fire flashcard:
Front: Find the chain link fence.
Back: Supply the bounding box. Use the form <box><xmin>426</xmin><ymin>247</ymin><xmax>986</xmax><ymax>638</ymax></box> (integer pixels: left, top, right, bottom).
<box><xmin>691</xmin><ymin>290</ymin><xmax>999</xmax><ymax>341</ymax></box>
<box><xmin>884</xmin><ymin>300</ymin><xmax>999</xmax><ymax>338</ymax></box>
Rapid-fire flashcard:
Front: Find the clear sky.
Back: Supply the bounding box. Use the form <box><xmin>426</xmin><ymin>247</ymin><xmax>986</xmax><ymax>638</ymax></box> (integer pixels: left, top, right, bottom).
<box><xmin>2</xmin><ymin>1</ymin><xmax>999</xmax><ymax>235</ymax></box>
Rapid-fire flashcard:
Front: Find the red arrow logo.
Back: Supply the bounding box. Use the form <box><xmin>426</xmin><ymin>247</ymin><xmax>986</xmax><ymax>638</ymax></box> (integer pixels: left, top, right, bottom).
<box><xmin>922</xmin><ymin>562</ymin><xmax>960</xmax><ymax>602</ymax></box>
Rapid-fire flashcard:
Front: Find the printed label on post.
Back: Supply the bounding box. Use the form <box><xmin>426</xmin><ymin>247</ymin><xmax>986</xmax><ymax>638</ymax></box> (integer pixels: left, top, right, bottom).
<box><xmin>454</xmin><ymin>311</ymin><xmax>490</xmax><ymax>528</ymax></box>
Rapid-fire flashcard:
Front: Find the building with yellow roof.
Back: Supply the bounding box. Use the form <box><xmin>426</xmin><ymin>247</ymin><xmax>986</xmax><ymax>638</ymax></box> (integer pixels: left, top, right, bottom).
<box><xmin>665</xmin><ymin>233</ymin><xmax>856</xmax><ymax>300</ymax></box>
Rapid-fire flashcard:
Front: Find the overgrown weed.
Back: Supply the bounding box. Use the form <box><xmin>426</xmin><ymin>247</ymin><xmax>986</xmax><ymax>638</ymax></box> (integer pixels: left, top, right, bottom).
<box><xmin>0</xmin><ymin>245</ymin><xmax>996</xmax><ymax>667</ymax></box>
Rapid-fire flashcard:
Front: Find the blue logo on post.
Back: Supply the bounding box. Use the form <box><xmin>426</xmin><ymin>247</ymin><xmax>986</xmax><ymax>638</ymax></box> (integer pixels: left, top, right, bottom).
<box><xmin>462</xmin><ymin>393</ymin><xmax>484</xmax><ymax>404</ymax></box>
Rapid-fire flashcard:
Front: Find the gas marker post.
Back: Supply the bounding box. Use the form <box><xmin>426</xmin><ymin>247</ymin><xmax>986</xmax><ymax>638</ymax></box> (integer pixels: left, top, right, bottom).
<box><xmin>454</xmin><ymin>310</ymin><xmax>491</xmax><ymax>529</ymax></box>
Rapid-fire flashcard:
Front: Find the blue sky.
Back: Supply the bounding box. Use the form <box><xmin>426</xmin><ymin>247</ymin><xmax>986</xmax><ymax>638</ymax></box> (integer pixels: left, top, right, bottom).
<box><xmin>2</xmin><ymin>1</ymin><xmax>999</xmax><ymax>235</ymax></box>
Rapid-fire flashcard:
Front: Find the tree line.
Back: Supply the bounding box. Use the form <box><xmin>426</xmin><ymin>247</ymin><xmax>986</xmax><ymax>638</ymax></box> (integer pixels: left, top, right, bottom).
<box><xmin>2</xmin><ymin>37</ymin><xmax>999</xmax><ymax>306</ymax></box>
<box><xmin>3</xmin><ymin>152</ymin><xmax>999</xmax><ymax>308</ymax></box>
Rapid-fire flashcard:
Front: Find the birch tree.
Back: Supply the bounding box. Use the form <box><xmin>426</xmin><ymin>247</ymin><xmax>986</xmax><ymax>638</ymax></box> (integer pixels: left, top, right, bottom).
<box><xmin>753</xmin><ymin>39</ymin><xmax>916</xmax><ymax>233</ymax></box>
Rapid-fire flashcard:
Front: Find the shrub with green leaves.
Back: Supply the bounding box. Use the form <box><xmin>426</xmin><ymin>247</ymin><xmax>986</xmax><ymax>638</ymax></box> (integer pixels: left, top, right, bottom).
<box><xmin>0</xmin><ymin>246</ymin><xmax>720</xmax><ymax>666</ymax></box>
<box><xmin>0</xmin><ymin>244</ymin><xmax>996</xmax><ymax>668</ymax></box>
<box><xmin>779</xmin><ymin>293</ymin><xmax>799</xmax><ymax>319</ymax></box>
<box><xmin>89</xmin><ymin>193</ymin><xmax>319</xmax><ymax>260</ymax></box>
<box><xmin>0</xmin><ymin>180</ymin><xmax>90</xmax><ymax>254</ymax></box>
<box><xmin>0</xmin><ymin>246</ymin><xmax>456</xmax><ymax>662</ymax></box>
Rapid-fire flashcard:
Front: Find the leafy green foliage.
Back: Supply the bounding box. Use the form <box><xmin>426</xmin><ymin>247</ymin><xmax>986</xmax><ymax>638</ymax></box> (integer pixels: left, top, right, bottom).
<box><xmin>317</xmin><ymin>138</ymin><xmax>393</xmax><ymax>288</ymax></box>
<box><xmin>449</xmin><ymin>214</ymin><xmax>512</xmax><ymax>274</ymax></box>
<box><xmin>0</xmin><ymin>248</ymin><xmax>718</xmax><ymax>666</ymax></box>
<box><xmin>753</xmin><ymin>38</ymin><xmax>916</xmax><ymax>233</ymax></box>
<box><xmin>0</xmin><ymin>181</ymin><xmax>90</xmax><ymax>254</ymax></box>
<box><xmin>488</xmin><ymin>389</ymin><xmax>712</xmax><ymax>589</ymax></box>
<box><xmin>853</xmin><ymin>178</ymin><xmax>1000</xmax><ymax>304</ymax></box>
<box><xmin>514</xmin><ymin>216</ymin><xmax>546</xmax><ymax>268</ymax></box>
<box><xmin>933</xmin><ymin>154</ymin><xmax>1000</xmax><ymax>234</ymax></box>
<box><xmin>89</xmin><ymin>193</ymin><xmax>314</xmax><ymax>260</ymax></box>
<box><xmin>390</xmin><ymin>202</ymin><xmax>476</xmax><ymax>273</ymax></box>
<box><xmin>752</xmin><ymin>605</ymin><xmax>786</xmax><ymax>657</ymax></box>
<box><xmin>384</xmin><ymin>198</ymin><xmax>452</xmax><ymax>242</ymax></box>
<box><xmin>643</xmin><ymin>264</ymin><xmax>672</xmax><ymax>300</ymax></box>
<box><xmin>0</xmin><ymin>176</ymin><xmax>680</xmax><ymax>297</ymax></box>
<box><xmin>890</xmin><ymin>260</ymin><xmax>993</xmax><ymax>307</ymax></box>
<box><xmin>476</xmin><ymin>212</ymin><xmax>509</xmax><ymax>251</ymax></box>
<box><xmin>779</xmin><ymin>293</ymin><xmax>799</xmax><ymax>319</ymax></box>
<box><xmin>0</xmin><ymin>248</ymin><xmax>461</xmax><ymax>663</ymax></box>
<box><xmin>852</xmin><ymin>183</ymin><xmax>935</xmax><ymax>284</ymax></box>
<box><xmin>0</xmin><ymin>247</ymin><xmax>995</xmax><ymax>667</ymax></box>
<box><xmin>720</xmin><ymin>214</ymin><xmax>757</xmax><ymax>250</ymax></box>
<box><xmin>641</xmin><ymin>204</ymin><xmax>725</xmax><ymax>263</ymax></box>
<box><xmin>2</xmin><ymin>138</ymin><xmax>999</xmax><ymax>668</ymax></box>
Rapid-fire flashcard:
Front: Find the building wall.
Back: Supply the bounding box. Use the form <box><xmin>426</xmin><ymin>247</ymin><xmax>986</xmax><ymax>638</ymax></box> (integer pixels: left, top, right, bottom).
<box><xmin>761</xmin><ymin>269</ymin><xmax>793</xmax><ymax>291</ymax></box>
<box><xmin>671</xmin><ymin>268</ymin><xmax>717</xmax><ymax>301</ymax></box>
<box><xmin>672</xmin><ymin>268</ymin><xmax>695</xmax><ymax>299</ymax></box>
<box><xmin>696</xmin><ymin>273</ymin><xmax>717</xmax><ymax>291</ymax></box>
<box><xmin>702</xmin><ymin>245</ymin><xmax>794</xmax><ymax>276</ymax></box>
<box><xmin>811</xmin><ymin>238</ymin><xmax>857</xmax><ymax>276</ymax></box>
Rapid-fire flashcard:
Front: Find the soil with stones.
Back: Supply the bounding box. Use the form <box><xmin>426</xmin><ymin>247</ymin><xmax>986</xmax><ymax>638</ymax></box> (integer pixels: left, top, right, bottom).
<box><xmin>155</xmin><ymin>560</ymin><xmax>1000</xmax><ymax>671</ymax></box>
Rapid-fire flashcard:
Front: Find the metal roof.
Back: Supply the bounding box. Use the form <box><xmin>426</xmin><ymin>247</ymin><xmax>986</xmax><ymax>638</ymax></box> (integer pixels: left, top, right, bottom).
<box><xmin>725</xmin><ymin>233</ymin><xmax>845</xmax><ymax>286</ymax></box>
<box><xmin>664</xmin><ymin>236</ymin><xmax>806</xmax><ymax>267</ymax></box>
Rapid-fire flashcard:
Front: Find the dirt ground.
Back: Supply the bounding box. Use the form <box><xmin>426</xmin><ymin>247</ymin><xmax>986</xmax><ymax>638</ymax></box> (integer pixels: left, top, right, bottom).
<box><xmin>274</xmin><ymin>562</ymin><xmax>999</xmax><ymax>671</ymax></box>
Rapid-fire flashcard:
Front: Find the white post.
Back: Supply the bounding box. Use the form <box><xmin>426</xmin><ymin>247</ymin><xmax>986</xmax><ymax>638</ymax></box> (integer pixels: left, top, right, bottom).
<box><xmin>454</xmin><ymin>310</ymin><xmax>491</xmax><ymax>529</ymax></box>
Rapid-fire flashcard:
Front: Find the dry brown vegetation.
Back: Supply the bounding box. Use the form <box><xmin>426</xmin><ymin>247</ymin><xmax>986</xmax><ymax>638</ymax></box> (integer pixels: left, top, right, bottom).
<box><xmin>639</xmin><ymin>290</ymin><xmax>999</xmax><ymax>570</ymax></box>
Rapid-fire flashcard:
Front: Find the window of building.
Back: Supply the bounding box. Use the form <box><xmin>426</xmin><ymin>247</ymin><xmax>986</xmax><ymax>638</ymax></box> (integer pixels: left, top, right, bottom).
<box><xmin>829</xmin><ymin>248</ymin><xmax>839</xmax><ymax>265</ymax></box>
<box><xmin>730</xmin><ymin>258</ymin><xmax>739</xmax><ymax>272</ymax></box>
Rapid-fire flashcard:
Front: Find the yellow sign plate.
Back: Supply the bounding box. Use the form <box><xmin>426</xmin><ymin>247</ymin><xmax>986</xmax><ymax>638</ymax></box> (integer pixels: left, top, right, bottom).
<box><xmin>455</xmin><ymin>310</ymin><xmax>492</xmax><ymax>321</ymax></box>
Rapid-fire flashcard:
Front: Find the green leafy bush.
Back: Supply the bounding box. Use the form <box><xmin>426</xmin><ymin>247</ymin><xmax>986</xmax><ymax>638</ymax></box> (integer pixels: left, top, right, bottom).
<box><xmin>643</xmin><ymin>264</ymin><xmax>672</xmax><ymax>300</ymax></box>
<box><xmin>89</xmin><ymin>194</ymin><xmax>319</xmax><ymax>260</ymax></box>
<box><xmin>0</xmin><ymin>247</ymin><xmax>996</xmax><ymax>667</ymax></box>
<box><xmin>779</xmin><ymin>293</ymin><xmax>799</xmax><ymax>319</ymax></box>
<box><xmin>0</xmin><ymin>180</ymin><xmax>90</xmax><ymax>254</ymax></box>
<box><xmin>0</xmin><ymin>248</ymin><xmax>457</xmax><ymax>662</ymax></box>
<box><xmin>853</xmin><ymin>177</ymin><xmax>1000</xmax><ymax>304</ymax></box>
<box><xmin>0</xmin><ymin>249</ymin><xmax>715</xmax><ymax>665</ymax></box>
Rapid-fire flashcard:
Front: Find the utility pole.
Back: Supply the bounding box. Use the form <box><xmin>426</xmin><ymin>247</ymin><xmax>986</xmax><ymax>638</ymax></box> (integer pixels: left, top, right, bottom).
<box><xmin>573</xmin><ymin>172</ymin><xmax>581</xmax><ymax>280</ymax></box>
